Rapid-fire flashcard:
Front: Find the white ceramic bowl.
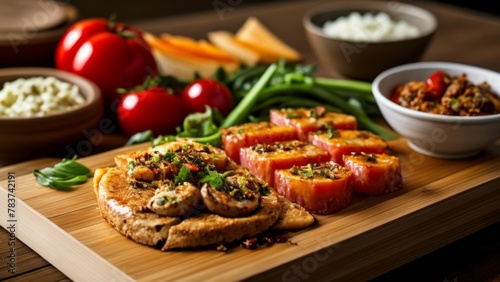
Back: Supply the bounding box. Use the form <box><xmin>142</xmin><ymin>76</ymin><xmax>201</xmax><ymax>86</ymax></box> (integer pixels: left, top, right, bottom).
<box><xmin>372</xmin><ymin>62</ymin><xmax>500</xmax><ymax>159</ymax></box>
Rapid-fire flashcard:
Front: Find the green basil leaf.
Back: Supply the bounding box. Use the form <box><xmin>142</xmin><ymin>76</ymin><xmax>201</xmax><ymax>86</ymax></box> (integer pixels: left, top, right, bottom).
<box><xmin>33</xmin><ymin>156</ymin><xmax>92</xmax><ymax>190</ymax></box>
<box><xmin>125</xmin><ymin>130</ymin><xmax>154</xmax><ymax>146</ymax></box>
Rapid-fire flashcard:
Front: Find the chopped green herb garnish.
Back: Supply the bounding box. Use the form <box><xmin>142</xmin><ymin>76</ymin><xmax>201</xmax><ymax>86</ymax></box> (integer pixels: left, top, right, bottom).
<box><xmin>324</xmin><ymin>124</ymin><xmax>339</xmax><ymax>139</ymax></box>
<box><xmin>128</xmin><ymin>160</ymin><xmax>135</xmax><ymax>171</ymax></box>
<box><xmin>163</xmin><ymin>152</ymin><xmax>176</xmax><ymax>162</ymax></box>
<box><xmin>299</xmin><ymin>164</ymin><xmax>315</xmax><ymax>179</ymax></box>
<box><xmin>260</xmin><ymin>184</ymin><xmax>270</xmax><ymax>196</ymax></box>
<box><xmin>175</xmin><ymin>166</ymin><xmax>191</xmax><ymax>184</ymax></box>
<box><xmin>172</xmin><ymin>155</ymin><xmax>181</xmax><ymax>165</ymax></box>
<box><xmin>238</xmin><ymin>176</ymin><xmax>249</xmax><ymax>194</ymax></box>
<box><xmin>156</xmin><ymin>196</ymin><xmax>177</xmax><ymax>206</ymax></box>
<box><xmin>309</xmin><ymin>108</ymin><xmax>318</xmax><ymax>119</ymax></box>
<box><xmin>152</xmin><ymin>155</ymin><xmax>161</xmax><ymax>163</ymax></box>
<box><xmin>156</xmin><ymin>197</ymin><xmax>167</xmax><ymax>206</ymax></box>
<box><xmin>450</xmin><ymin>98</ymin><xmax>460</xmax><ymax>112</ymax></box>
<box><xmin>199</xmin><ymin>170</ymin><xmax>231</xmax><ymax>190</ymax></box>
<box><xmin>167</xmin><ymin>182</ymin><xmax>175</xmax><ymax>191</ymax></box>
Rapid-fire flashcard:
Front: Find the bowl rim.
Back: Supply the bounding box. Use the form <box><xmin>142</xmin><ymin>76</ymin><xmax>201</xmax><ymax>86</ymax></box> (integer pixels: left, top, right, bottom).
<box><xmin>372</xmin><ymin>61</ymin><xmax>500</xmax><ymax>124</ymax></box>
<box><xmin>303</xmin><ymin>0</ymin><xmax>438</xmax><ymax>44</ymax></box>
<box><xmin>0</xmin><ymin>4</ymin><xmax>78</xmax><ymax>44</ymax></box>
<box><xmin>0</xmin><ymin>67</ymin><xmax>102</xmax><ymax>121</ymax></box>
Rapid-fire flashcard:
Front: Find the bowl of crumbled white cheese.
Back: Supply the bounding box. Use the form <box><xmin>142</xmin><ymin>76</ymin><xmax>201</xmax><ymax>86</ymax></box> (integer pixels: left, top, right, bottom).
<box><xmin>0</xmin><ymin>67</ymin><xmax>104</xmax><ymax>165</ymax></box>
<box><xmin>303</xmin><ymin>1</ymin><xmax>437</xmax><ymax>80</ymax></box>
<box><xmin>0</xmin><ymin>76</ymin><xmax>86</xmax><ymax>118</ymax></box>
<box><xmin>322</xmin><ymin>12</ymin><xmax>421</xmax><ymax>42</ymax></box>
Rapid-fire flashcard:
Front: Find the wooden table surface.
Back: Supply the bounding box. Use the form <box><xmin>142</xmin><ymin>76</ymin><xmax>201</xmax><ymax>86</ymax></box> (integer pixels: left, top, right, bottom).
<box><xmin>1</xmin><ymin>0</ymin><xmax>499</xmax><ymax>281</ymax></box>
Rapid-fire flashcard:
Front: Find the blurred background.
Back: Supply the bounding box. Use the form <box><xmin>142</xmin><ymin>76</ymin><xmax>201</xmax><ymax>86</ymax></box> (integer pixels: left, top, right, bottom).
<box><xmin>1</xmin><ymin>0</ymin><xmax>497</xmax><ymax>68</ymax></box>
<box><xmin>69</xmin><ymin>0</ymin><xmax>499</xmax><ymax>23</ymax></box>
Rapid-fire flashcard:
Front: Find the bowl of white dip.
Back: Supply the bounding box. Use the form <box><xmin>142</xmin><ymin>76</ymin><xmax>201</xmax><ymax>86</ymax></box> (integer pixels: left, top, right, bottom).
<box><xmin>303</xmin><ymin>1</ymin><xmax>437</xmax><ymax>81</ymax></box>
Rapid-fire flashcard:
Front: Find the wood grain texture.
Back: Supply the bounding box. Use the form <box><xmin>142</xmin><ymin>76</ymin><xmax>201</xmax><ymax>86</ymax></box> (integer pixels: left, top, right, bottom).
<box><xmin>1</xmin><ymin>138</ymin><xmax>499</xmax><ymax>281</ymax></box>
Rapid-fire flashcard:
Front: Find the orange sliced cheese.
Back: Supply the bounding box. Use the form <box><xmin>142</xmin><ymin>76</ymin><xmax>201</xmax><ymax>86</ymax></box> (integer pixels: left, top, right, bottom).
<box><xmin>144</xmin><ymin>32</ymin><xmax>239</xmax><ymax>81</ymax></box>
<box><xmin>160</xmin><ymin>33</ymin><xmax>238</xmax><ymax>62</ymax></box>
<box><xmin>235</xmin><ymin>17</ymin><xmax>301</xmax><ymax>63</ymax></box>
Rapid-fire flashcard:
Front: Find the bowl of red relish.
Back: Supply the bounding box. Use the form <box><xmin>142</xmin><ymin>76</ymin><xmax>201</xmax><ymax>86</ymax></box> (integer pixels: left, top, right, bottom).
<box><xmin>372</xmin><ymin>61</ymin><xmax>500</xmax><ymax>159</ymax></box>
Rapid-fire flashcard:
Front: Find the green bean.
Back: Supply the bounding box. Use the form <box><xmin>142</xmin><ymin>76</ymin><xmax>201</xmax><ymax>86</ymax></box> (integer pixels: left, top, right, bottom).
<box><xmin>221</xmin><ymin>63</ymin><xmax>278</xmax><ymax>128</ymax></box>
<box><xmin>314</xmin><ymin>77</ymin><xmax>373</xmax><ymax>99</ymax></box>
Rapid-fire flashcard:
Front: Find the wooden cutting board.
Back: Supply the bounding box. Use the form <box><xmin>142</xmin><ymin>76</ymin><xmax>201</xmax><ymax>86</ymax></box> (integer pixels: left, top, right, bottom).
<box><xmin>1</xmin><ymin>138</ymin><xmax>499</xmax><ymax>281</ymax></box>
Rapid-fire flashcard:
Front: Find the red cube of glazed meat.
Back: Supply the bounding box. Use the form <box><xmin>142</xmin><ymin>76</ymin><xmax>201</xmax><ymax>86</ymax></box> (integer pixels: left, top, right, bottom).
<box><xmin>274</xmin><ymin>162</ymin><xmax>354</xmax><ymax>214</ymax></box>
<box><xmin>309</xmin><ymin>129</ymin><xmax>387</xmax><ymax>165</ymax></box>
<box><xmin>221</xmin><ymin>121</ymin><xmax>297</xmax><ymax>163</ymax></box>
<box><xmin>343</xmin><ymin>153</ymin><xmax>403</xmax><ymax>196</ymax></box>
<box><xmin>270</xmin><ymin>107</ymin><xmax>357</xmax><ymax>141</ymax></box>
<box><xmin>239</xmin><ymin>140</ymin><xmax>330</xmax><ymax>186</ymax></box>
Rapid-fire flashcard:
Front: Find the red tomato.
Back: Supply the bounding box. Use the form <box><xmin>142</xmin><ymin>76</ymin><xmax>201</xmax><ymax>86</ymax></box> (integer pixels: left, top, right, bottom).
<box><xmin>274</xmin><ymin>162</ymin><xmax>354</xmax><ymax>214</ymax></box>
<box><xmin>182</xmin><ymin>79</ymin><xmax>233</xmax><ymax>116</ymax></box>
<box><xmin>389</xmin><ymin>84</ymin><xmax>404</xmax><ymax>104</ymax></box>
<box><xmin>117</xmin><ymin>86</ymin><xmax>183</xmax><ymax>137</ymax></box>
<box><xmin>55</xmin><ymin>18</ymin><xmax>158</xmax><ymax>105</ymax></box>
<box><xmin>425</xmin><ymin>71</ymin><xmax>449</xmax><ymax>100</ymax></box>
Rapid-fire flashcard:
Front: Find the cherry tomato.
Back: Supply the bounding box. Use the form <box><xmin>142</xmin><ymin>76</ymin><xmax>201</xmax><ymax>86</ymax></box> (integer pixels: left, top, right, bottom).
<box><xmin>425</xmin><ymin>71</ymin><xmax>449</xmax><ymax>100</ymax></box>
<box><xmin>55</xmin><ymin>18</ymin><xmax>158</xmax><ymax>105</ymax></box>
<box><xmin>182</xmin><ymin>79</ymin><xmax>233</xmax><ymax>116</ymax></box>
<box><xmin>117</xmin><ymin>86</ymin><xmax>183</xmax><ymax>137</ymax></box>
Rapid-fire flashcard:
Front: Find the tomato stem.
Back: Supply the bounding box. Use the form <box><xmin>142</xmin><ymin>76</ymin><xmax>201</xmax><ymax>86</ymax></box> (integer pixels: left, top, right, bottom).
<box><xmin>107</xmin><ymin>14</ymin><xmax>137</xmax><ymax>39</ymax></box>
<box><xmin>107</xmin><ymin>14</ymin><xmax>118</xmax><ymax>31</ymax></box>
